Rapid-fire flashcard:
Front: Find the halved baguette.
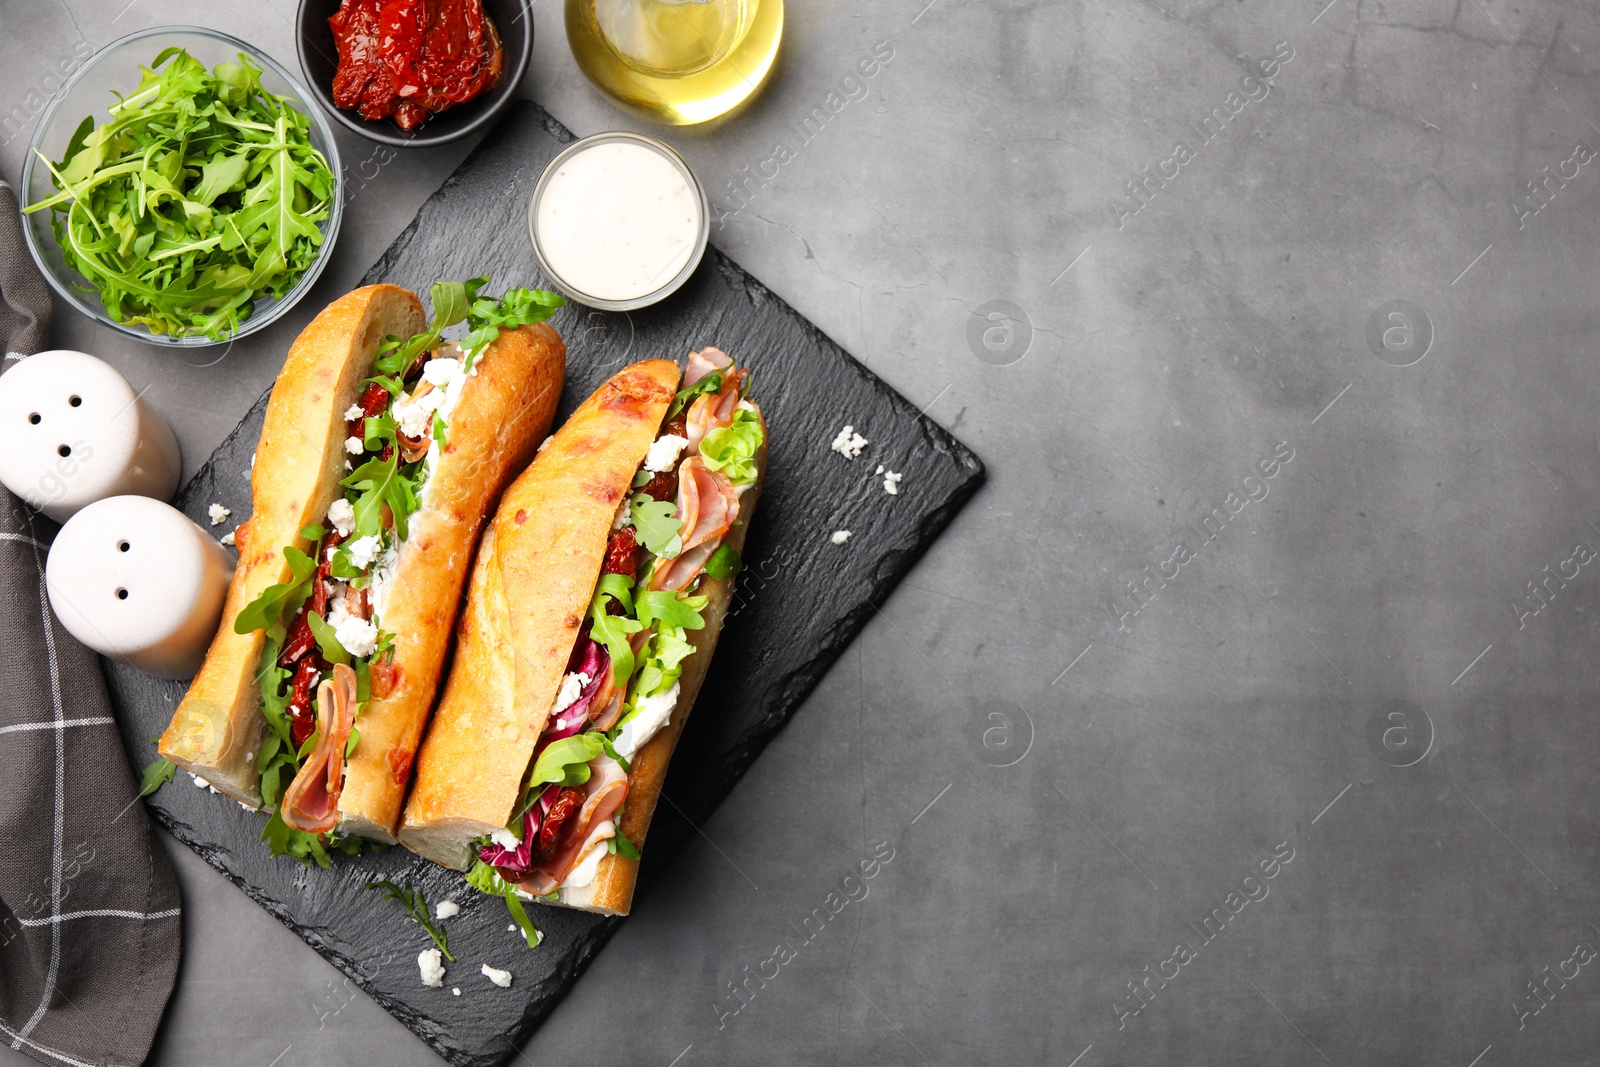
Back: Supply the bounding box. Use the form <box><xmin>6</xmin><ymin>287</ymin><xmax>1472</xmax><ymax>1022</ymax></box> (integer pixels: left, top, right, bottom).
<box><xmin>399</xmin><ymin>359</ymin><xmax>680</xmax><ymax>868</ymax></box>
<box><xmin>556</xmin><ymin>425</ymin><xmax>765</xmax><ymax>916</ymax></box>
<box><xmin>160</xmin><ymin>285</ymin><xmax>425</xmax><ymax>805</ymax></box>
<box><xmin>336</xmin><ymin>321</ymin><xmax>565</xmax><ymax>841</ymax></box>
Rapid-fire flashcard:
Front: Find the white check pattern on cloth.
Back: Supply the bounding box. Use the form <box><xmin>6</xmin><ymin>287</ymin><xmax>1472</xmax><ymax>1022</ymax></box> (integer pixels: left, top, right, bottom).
<box><xmin>5</xmin><ymin>532</ymin><xmax>179</xmax><ymax>1054</ymax></box>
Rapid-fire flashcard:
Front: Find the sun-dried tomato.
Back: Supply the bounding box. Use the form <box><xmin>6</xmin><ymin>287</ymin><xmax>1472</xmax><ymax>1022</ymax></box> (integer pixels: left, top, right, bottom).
<box><xmin>602</xmin><ymin>527</ymin><xmax>637</xmax><ymax>578</ymax></box>
<box><xmin>287</xmin><ymin>658</ymin><xmax>324</xmax><ymax>747</ymax></box>
<box><xmin>535</xmin><ymin>787</ymin><xmax>586</xmax><ymax>862</ymax></box>
<box><xmin>636</xmin><ymin>468</ymin><xmax>677</xmax><ymax>503</ymax></box>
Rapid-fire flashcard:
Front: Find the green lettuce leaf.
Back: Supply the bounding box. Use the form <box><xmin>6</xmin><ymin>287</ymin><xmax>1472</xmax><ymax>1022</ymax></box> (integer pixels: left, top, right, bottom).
<box><xmin>699</xmin><ymin>408</ymin><xmax>763</xmax><ymax>483</ymax></box>
<box><xmin>703</xmin><ymin>543</ymin><xmax>742</xmax><ymax>580</ymax></box>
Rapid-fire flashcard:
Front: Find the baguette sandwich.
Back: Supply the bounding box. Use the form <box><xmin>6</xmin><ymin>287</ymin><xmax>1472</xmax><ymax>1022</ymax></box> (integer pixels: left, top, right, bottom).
<box><xmin>399</xmin><ymin>347</ymin><xmax>765</xmax><ymax>922</ymax></box>
<box><xmin>159</xmin><ymin>280</ymin><xmax>566</xmax><ymax>859</ymax></box>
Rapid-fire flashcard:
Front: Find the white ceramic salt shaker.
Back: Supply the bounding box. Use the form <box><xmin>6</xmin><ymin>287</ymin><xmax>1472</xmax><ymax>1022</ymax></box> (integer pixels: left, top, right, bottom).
<box><xmin>0</xmin><ymin>350</ymin><xmax>180</xmax><ymax>522</ymax></box>
<box><xmin>46</xmin><ymin>496</ymin><xmax>234</xmax><ymax>679</ymax></box>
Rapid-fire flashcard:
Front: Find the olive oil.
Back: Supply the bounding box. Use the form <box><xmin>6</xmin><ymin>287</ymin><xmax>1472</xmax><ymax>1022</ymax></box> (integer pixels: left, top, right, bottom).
<box><xmin>566</xmin><ymin>0</ymin><xmax>783</xmax><ymax>125</ymax></box>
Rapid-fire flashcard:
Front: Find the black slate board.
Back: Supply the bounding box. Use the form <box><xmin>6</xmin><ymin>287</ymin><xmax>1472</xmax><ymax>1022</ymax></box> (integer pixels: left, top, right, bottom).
<box><xmin>105</xmin><ymin>100</ymin><xmax>983</xmax><ymax>1067</ymax></box>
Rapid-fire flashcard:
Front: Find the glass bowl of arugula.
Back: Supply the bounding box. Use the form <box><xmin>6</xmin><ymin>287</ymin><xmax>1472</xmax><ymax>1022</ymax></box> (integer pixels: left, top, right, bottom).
<box><xmin>20</xmin><ymin>27</ymin><xmax>343</xmax><ymax>347</ymax></box>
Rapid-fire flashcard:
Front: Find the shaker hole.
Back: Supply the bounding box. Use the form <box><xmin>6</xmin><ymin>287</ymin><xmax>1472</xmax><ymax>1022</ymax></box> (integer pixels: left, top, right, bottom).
<box><xmin>69</xmin><ymin>395</ymin><xmax>82</xmax><ymax>407</ymax></box>
<box><xmin>57</xmin><ymin>445</ymin><xmax>70</xmax><ymax>457</ymax></box>
<box><xmin>28</xmin><ymin>413</ymin><xmax>41</xmax><ymax>424</ymax></box>
<box><xmin>115</xmin><ymin>588</ymin><xmax>128</xmax><ymax>600</ymax></box>
<box><xmin>118</xmin><ymin>540</ymin><xmax>130</xmax><ymax>553</ymax></box>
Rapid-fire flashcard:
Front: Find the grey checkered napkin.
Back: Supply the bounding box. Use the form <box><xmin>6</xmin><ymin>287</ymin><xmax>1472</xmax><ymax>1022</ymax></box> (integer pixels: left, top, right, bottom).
<box><xmin>0</xmin><ymin>173</ymin><xmax>182</xmax><ymax>1067</ymax></box>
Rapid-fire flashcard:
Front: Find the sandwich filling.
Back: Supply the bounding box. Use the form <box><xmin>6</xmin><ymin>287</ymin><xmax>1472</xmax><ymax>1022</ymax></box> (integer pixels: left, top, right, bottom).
<box><xmin>234</xmin><ymin>280</ymin><xmax>562</xmax><ymax>864</ymax></box>
<box><xmin>467</xmin><ymin>347</ymin><xmax>763</xmax><ymax>935</ymax></box>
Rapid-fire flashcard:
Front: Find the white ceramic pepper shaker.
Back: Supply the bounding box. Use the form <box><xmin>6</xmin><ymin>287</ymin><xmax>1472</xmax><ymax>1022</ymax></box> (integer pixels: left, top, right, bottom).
<box><xmin>0</xmin><ymin>350</ymin><xmax>180</xmax><ymax>522</ymax></box>
<box><xmin>45</xmin><ymin>496</ymin><xmax>234</xmax><ymax>679</ymax></box>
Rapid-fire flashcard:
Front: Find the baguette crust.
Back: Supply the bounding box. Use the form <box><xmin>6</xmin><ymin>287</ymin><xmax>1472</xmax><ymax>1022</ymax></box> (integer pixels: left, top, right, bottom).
<box><xmin>160</xmin><ymin>285</ymin><xmax>425</xmax><ymax>805</ymax></box>
<box><xmin>555</xmin><ymin>417</ymin><xmax>766</xmax><ymax>916</ymax></box>
<box><xmin>338</xmin><ymin>322</ymin><xmax>565</xmax><ymax>841</ymax></box>
<box><xmin>399</xmin><ymin>359</ymin><xmax>680</xmax><ymax>868</ymax></box>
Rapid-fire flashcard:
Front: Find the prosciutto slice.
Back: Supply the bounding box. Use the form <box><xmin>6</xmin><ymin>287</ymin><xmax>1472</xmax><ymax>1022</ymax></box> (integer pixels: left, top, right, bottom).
<box><xmin>646</xmin><ymin>539</ymin><xmax>719</xmax><ymax>593</ymax></box>
<box><xmin>683</xmin><ymin>346</ymin><xmax>732</xmax><ymax>388</ymax></box>
<box><xmin>519</xmin><ymin>756</ymin><xmax>630</xmax><ymax>894</ymax></box>
<box><xmin>685</xmin><ymin>367</ymin><xmax>747</xmax><ymax>455</ymax></box>
<box><xmin>674</xmin><ymin>457</ymin><xmax>739</xmax><ymax>553</ymax></box>
<box><xmin>281</xmin><ymin>663</ymin><xmax>358</xmax><ymax>834</ymax></box>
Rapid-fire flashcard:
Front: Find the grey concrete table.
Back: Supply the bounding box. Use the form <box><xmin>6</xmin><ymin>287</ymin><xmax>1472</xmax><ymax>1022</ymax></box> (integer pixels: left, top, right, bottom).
<box><xmin>6</xmin><ymin>0</ymin><xmax>1600</xmax><ymax>1063</ymax></box>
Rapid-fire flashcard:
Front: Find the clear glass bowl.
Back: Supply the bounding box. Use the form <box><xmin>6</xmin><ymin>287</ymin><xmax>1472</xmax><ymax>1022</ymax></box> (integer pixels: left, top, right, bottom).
<box><xmin>19</xmin><ymin>26</ymin><xmax>344</xmax><ymax>348</ymax></box>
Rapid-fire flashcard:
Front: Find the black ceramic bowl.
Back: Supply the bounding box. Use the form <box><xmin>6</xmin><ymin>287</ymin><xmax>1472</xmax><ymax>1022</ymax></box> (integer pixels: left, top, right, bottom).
<box><xmin>295</xmin><ymin>0</ymin><xmax>533</xmax><ymax>148</ymax></box>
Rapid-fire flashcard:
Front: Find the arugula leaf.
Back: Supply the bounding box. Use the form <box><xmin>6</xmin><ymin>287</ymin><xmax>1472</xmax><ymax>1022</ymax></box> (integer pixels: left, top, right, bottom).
<box><xmin>589</xmin><ymin>579</ymin><xmax>643</xmax><ymax>688</ymax></box>
<box><xmin>598</xmin><ymin>734</ymin><xmax>631</xmax><ymax>774</ymax></box>
<box><xmin>261</xmin><ymin>807</ymin><xmax>332</xmax><ymax>867</ymax></box>
<box><xmin>635</xmin><ymin>590</ymin><xmax>708</xmax><ymax>632</ymax></box>
<box><xmin>342</xmin><ymin>453</ymin><xmax>420</xmax><ymax>541</ymax></box>
<box><xmin>345</xmin><ymin>727</ymin><xmax>360</xmax><ymax>759</ymax></box>
<box><xmin>699</xmin><ymin>408</ymin><xmax>764</xmax><ymax>483</ymax></box>
<box><xmin>365</xmin><ymin>879</ymin><xmax>454</xmax><ymax>961</ymax></box>
<box><xmin>607</xmin><ymin>831</ymin><xmax>641</xmax><ymax>860</ymax></box>
<box><xmin>233</xmin><ymin>545</ymin><xmax>316</xmax><ymax>637</ymax></box>
<box><xmin>465</xmin><ymin>861</ymin><xmax>542</xmax><ymax>949</ymax></box>
<box><xmin>304</xmin><ymin>609</ymin><xmax>350</xmax><ymax>666</ymax></box>
<box><xmin>628</xmin><ymin>495</ymin><xmax>682</xmax><ymax>558</ymax></box>
<box><xmin>24</xmin><ymin>49</ymin><xmax>334</xmax><ymax>341</ymax></box>
<box><xmin>138</xmin><ymin>756</ymin><xmax>176</xmax><ymax>798</ymax></box>
<box><xmin>703</xmin><ymin>543</ymin><xmax>742</xmax><ymax>580</ymax></box>
<box><xmin>668</xmin><ymin>372</ymin><xmax>721</xmax><ymax>419</ymax></box>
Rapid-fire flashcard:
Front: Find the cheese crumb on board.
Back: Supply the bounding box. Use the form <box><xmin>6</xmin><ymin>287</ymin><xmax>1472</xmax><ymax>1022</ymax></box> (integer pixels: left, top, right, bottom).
<box><xmin>418</xmin><ymin>949</ymin><xmax>445</xmax><ymax>988</ymax></box>
<box><xmin>882</xmin><ymin>470</ymin><xmax>902</xmax><ymax>495</ymax></box>
<box><xmin>219</xmin><ymin>529</ymin><xmax>236</xmax><ymax>547</ymax></box>
<box><xmin>481</xmin><ymin>964</ymin><xmax>513</xmax><ymax>988</ymax></box>
<box><xmin>831</xmin><ymin>425</ymin><xmax>868</xmax><ymax>459</ymax></box>
<box><xmin>207</xmin><ymin>503</ymin><xmax>230</xmax><ymax>526</ymax></box>
<box><xmin>435</xmin><ymin>901</ymin><xmax>460</xmax><ymax>920</ymax></box>
<box><xmin>830</xmin><ymin>530</ymin><xmax>852</xmax><ymax>545</ymax></box>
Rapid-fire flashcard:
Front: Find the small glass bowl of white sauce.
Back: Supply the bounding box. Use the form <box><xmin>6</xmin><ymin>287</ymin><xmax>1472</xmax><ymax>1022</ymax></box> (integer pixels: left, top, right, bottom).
<box><xmin>528</xmin><ymin>131</ymin><xmax>710</xmax><ymax>311</ymax></box>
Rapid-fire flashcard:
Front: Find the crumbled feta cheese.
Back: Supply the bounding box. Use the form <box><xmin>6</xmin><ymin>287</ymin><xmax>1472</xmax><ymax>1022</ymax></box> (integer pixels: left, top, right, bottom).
<box><xmin>435</xmin><ymin>900</ymin><xmax>460</xmax><ymax>920</ymax></box>
<box><xmin>830</xmin><ymin>425</ymin><xmax>868</xmax><ymax>459</ymax></box>
<box><xmin>553</xmin><ymin>672</ymin><xmax>592</xmax><ymax>716</ymax></box>
<box><xmin>421</xmin><ymin>356</ymin><xmax>462</xmax><ymax>388</ymax></box>
<box><xmin>883</xmin><ymin>470</ymin><xmax>903</xmax><ymax>495</ymax></box>
<box><xmin>643</xmin><ymin>434</ymin><xmax>690</xmax><ymax>473</ymax></box>
<box><xmin>344</xmin><ymin>404</ymin><xmax>365</xmax><ymax>421</ymax></box>
<box><xmin>614</xmin><ymin>681</ymin><xmax>678</xmax><ymax>762</ymax></box>
<box><xmin>490</xmin><ymin>827</ymin><xmax>520</xmax><ymax>851</ymax></box>
<box><xmin>611</xmin><ymin>498</ymin><xmax>631</xmax><ymax>531</ymax></box>
<box><xmin>334</xmin><ymin>616</ymin><xmax>379</xmax><ymax>658</ymax></box>
<box><xmin>325</xmin><ymin>582</ymin><xmax>353</xmax><ymax>627</ymax></box>
<box><xmin>737</xmin><ymin>399</ymin><xmax>758</xmax><ymax>413</ymax></box>
<box><xmin>346</xmin><ymin>534</ymin><xmax>381</xmax><ymax>570</ymax></box>
<box><xmin>344</xmin><ymin>435</ymin><xmax>365</xmax><ymax>455</ymax></box>
<box><xmin>219</xmin><ymin>529</ymin><xmax>236</xmax><ymax>547</ymax></box>
<box><xmin>481</xmin><ymin>964</ymin><xmax>512</xmax><ymax>988</ymax></box>
<box><xmin>208</xmin><ymin>503</ymin><xmax>230</xmax><ymax>526</ymax></box>
<box><xmin>452</xmin><ymin>988</ymin><xmax>461</xmax><ymax>996</ymax></box>
<box><xmin>192</xmin><ymin>775</ymin><xmax>210</xmax><ymax>788</ymax></box>
<box><xmin>418</xmin><ymin>948</ymin><xmax>445</xmax><ymax>988</ymax></box>
<box><xmin>830</xmin><ymin>530</ymin><xmax>852</xmax><ymax>545</ymax></box>
<box><xmin>326</xmin><ymin>498</ymin><xmax>355</xmax><ymax>537</ymax></box>
<box><xmin>392</xmin><ymin>387</ymin><xmax>443</xmax><ymax>439</ymax></box>
<box><xmin>875</xmin><ymin>465</ymin><xmax>885</xmax><ymax>475</ymax></box>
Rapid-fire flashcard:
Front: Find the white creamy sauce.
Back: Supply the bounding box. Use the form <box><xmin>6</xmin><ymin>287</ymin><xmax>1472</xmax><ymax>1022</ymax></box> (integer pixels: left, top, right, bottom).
<box><xmin>537</xmin><ymin>142</ymin><xmax>701</xmax><ymax>302</ymax></box>
<box><xmin>613</xmin><ymin>681</ymin><xmax>679</xmax><ymax>763</ymax></box>
<box><xmin>561</xmin><ymin>822</ymin><xmax>614</xmax><ymax>892</ymax></box>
